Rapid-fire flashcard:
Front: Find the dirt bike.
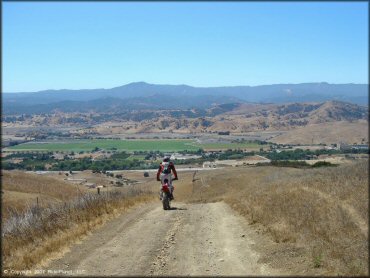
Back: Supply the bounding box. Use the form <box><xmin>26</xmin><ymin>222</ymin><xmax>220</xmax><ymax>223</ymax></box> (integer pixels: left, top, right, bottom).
<box><xmin>160</xmin><ymin>178</ymin><xmax>176</xmax><ymax>210</ymax></box>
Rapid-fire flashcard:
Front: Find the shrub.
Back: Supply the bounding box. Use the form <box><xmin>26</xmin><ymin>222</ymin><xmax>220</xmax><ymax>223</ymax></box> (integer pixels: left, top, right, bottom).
<box><xmin>312</xmin><ymin>161</ymin><xmax>337</xmax><ymax>168</ymax></box>
<box><xmin>115</xmin><ymin>181</ymin><xmax>123</xmax><ymax>187</ymax></box>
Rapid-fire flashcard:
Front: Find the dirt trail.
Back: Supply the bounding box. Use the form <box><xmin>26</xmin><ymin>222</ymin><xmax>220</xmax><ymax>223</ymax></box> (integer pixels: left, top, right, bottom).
<box><xmin>44</xmin><ymin>202</ymin><xmax>280</xmax><ymax>276</ymax></box>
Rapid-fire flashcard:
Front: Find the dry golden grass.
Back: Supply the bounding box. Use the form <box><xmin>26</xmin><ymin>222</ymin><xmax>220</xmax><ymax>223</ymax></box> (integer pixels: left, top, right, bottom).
<box><xmin>3</xmin><ymin>194</ymin><xmax>156</xmax><ymax>272</ymax></box>
<box><xmin>270</xmin><ymin>120</ymin><xmax>368</xmax><ymax>144</ymax></box>
<box><xmin>2</xmin><ymin>171</ymin><xmax>83</xmax><ymax>196</ymax></box>
<box><xmin>2</xmin><ymin>171</ymin><xmax>156</xmax><ymax>272</ymax></box>
<box><xmin>2</xmin><ymin>193</ymin><xmax>156</xmax><ymax>272</ymax></box>
<box><xmin>2</xmin><ymin>171</ymin><xmax>85</xmax><ymax>220</ymax></box>
<box><xmin>182</xmin><ymin>161</ymin><xmax>368</xmax><ymax>275</ymax></box>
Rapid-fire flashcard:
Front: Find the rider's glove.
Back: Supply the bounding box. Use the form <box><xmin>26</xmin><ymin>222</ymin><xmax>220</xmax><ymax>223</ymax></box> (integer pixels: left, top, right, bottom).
<box><xmin>173</xmin><ymin>177</ymin><xmax>178</xmax><ymax>180</ymax></box>
<box><xmin>157</xmin><ymin>178</ymin><xmax>160</xmax><ymax>181</ymax></box>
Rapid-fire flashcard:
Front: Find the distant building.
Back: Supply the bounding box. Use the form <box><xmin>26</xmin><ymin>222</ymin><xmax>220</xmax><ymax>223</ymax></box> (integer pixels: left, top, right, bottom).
<box><xmin>203</xmin><ymin>161</ymin><xmax>217</xmax><ymax>168</ymax></box>
<box><xmin>170</xmin><ymin>153</ymin><xmax>202</xmax><ymax>160</ymax></box>
<box><xmin>203</xmin><ymin>155</ymin><xmax>270</xmax><ymax>168</ymax></box>
<box><xmin>339</xmin><ymin>142</ymin><xmax>368</xmax><ymax>151</ymax></box>
<box><xmin>352</xmin><ymin>144</ymin><xmax>369</xmax><ymax>150</ymax></box>
<box><xmin>339</xmin><ymin>142</ymin><xmax>350</xmax><ymax>151</ymax></box>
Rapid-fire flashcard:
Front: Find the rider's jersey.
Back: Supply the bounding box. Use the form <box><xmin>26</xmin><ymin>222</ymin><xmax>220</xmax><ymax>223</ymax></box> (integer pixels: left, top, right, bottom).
<box><xmin>157</xmin><ymin>161</ymin><xmax>178</xmax><ymax>181</ymax></box>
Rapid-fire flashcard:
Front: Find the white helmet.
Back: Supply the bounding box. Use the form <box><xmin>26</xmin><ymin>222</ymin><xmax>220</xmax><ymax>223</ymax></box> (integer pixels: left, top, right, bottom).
<box><xmin>163</xmin><ymin>156</ymin><xmax>170</xmax><ymax>162</ymax></box>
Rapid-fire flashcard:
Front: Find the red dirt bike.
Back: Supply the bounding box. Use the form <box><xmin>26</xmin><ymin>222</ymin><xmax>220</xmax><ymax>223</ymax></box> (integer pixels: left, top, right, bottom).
<box><xmin>160</xmin><ymin>178</ymin><xmax>176</xmax><ymax>210</ymax></box>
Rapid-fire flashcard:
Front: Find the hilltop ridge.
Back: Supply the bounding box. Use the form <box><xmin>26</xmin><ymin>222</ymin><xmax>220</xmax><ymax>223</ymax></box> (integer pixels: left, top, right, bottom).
<box><xmin>3</xmin><ymin>82</ymin><xmax>368</xmax><ymax>115</ymax></box>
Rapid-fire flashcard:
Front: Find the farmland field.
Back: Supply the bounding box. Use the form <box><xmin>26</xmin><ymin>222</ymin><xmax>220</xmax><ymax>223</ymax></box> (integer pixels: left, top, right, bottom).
<box><xmin>198</xmin><ymin>142</ymin><xmax>264</xmax><ymax>150</ymax></box>
<box><xmin>6</xmin><ymin>139</ymin><xmax>199</xmax><ymax>152</ymax></box>
<box><xmin>5</xmin><ymin>139</ymin><xmax>265</xmax><ymax>152</ymax></box>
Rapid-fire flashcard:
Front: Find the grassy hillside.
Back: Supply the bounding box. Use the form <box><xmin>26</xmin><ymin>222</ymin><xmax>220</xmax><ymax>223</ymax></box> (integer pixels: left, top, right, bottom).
<box><xmin>2</xmin><ymin>171</ymin><xmax>84</xmax><ymax>220</ymax></box>
<box><xmin>270</xmin><ymin>120</ymin><xmax>368</xmax><ymax>144</ymax></box>
<box><xmin>178</xmin><ymin>161</ymin><xmax>368</xmax><ymax>275</ymax></box>
<box><xmin>2</xmin><ymin>161</ymin><xmax>367</xmax><ymax>275</ymax></box>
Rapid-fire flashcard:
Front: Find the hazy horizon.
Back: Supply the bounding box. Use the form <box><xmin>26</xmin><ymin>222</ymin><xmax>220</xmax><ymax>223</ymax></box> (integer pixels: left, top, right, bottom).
<box><xmin>3</xmin><ymin>81</ymin><xmax>369</xmax><ymax>94</ymax></box>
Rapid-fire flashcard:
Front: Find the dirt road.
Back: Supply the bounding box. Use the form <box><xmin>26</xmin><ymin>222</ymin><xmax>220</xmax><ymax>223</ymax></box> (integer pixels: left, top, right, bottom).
<box><xmin>45</xmin><ymin>202</ymin><xmax>280</xmax><ymax>276</ymax></box>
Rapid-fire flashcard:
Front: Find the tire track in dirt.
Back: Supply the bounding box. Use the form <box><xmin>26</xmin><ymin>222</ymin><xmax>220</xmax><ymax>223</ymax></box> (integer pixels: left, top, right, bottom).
<box><xmin>44</xmin><ymin>201</ymin><xmax>279</xmax><ymax>276</ymax></box>
<box><xmin>148</xmin><ymin>214</ymin><xmax>183</xmax><ymax>275</ymax></box>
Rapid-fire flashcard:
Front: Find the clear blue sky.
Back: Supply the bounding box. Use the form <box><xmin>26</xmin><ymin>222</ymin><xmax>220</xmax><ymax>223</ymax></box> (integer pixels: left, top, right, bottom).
<box><xmin>3</xmin><ymin>1</ymin><xmax>368</xmax><ymax>92</ymax></box>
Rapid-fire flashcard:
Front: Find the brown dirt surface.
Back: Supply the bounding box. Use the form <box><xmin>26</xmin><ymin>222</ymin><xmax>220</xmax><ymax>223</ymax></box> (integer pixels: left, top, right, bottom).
<box><xmin>43</xmin><ymin>202</ymin><xmax>283</xmax><ymax>276</ymax></box>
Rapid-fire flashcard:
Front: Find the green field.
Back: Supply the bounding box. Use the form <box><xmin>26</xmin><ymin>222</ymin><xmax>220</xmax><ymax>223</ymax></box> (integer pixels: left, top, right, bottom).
<box><xmin>127</xmin><ymin>154</ymin><xmax>147</xmax><ymax>161</ymax></box>
<box><xmin>198</xmin><ymin>142</ymin><xmax>264</xmax><ymax>150</ymax></box>
<box><xmin>6</xmin><ymin>139</ymin><xmax>200</xmax><ymax>152</ymax></box>
<box><xmin>6</xmin><ymin>139</ymin><xmax>267</xmax><ymax>152</ymax></box>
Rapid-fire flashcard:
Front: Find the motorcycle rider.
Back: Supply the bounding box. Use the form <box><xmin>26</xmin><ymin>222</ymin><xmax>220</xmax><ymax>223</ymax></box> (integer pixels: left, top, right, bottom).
<box><xmin>157</xmin><ymin>155</ymin><xmax>178</xmax><ymax>200</ymax></box>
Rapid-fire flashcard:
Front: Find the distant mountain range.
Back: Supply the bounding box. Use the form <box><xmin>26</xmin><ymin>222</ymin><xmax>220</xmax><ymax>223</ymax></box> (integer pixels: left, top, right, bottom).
<box><xmin>3</xmin><ymin>82</ymin><xmax>368</xmax><ymax>114</ymax></box>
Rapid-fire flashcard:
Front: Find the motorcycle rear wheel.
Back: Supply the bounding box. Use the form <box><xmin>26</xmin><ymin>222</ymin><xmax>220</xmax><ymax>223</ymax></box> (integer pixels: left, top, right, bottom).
<box><xmin>162</xmin><ymin>194</ymin><xmax>170</xmax><ymax>210</ymax></box>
